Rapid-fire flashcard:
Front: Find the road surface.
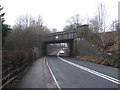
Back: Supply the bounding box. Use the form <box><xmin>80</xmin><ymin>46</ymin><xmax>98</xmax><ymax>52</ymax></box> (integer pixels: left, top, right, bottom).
<box><xmin>46</xmin><ymin>49</ymin><xmax>119</xmax><ymax>88</ymax></box>
<box><xmin>17</xmin><ymin>49</ymin><xmax>120</xmax><ymax>88</ymax></box>
<box><xmin>47</xmin><ymin>56</ymin><xmax>119</xmax><ymax>88</ymax></box>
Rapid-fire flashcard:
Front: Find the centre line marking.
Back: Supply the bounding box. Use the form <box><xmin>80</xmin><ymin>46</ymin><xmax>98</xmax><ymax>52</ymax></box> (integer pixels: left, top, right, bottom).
<box><xmin>57</xmin><ymin>55</ymin><xmax>120</xmax><ymax>85</ymax></box>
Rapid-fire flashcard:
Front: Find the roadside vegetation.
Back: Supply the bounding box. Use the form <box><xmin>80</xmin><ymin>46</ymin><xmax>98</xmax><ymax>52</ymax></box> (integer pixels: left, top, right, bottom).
<box><xmin>1</xmin><ymin>2</ymin><xmax>119</xmax><ymax>88</ymax></box>
<box><xmin>62</xmin><ymin>3</ymin><xmax>119</xmax><ymax>68</ymax></box>
<box><xmin>3</xmin><ymin>14</ymin><xmax>51</xmax><ymax>50</ymax></box>
<box><xmin>1</xmin><ymin>5</ymin><xmax>51</xmax><ymax>88</ymax></box>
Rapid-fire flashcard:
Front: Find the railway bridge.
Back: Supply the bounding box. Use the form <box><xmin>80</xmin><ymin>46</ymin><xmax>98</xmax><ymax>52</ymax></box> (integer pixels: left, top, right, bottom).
<box><xmin>42</xmin><ymin>25</ymin><xmax>89</xmax><ymax>57</ymax></box>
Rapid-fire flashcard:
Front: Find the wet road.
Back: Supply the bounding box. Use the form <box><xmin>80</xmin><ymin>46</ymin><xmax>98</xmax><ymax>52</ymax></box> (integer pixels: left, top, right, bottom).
<box><xmin>17</xmin><ymin>49</ymin><xmax>119</xmax><ymax>89</ymax></box>
<box><xmin>47</xmin><ymin>56</ymin><xmax>119</xmax><ymax>88</ymax></box>
<box><xmin>17</xmin><ymin>57</ymin><xmax>57</xmax><ymax>88</ymax></box>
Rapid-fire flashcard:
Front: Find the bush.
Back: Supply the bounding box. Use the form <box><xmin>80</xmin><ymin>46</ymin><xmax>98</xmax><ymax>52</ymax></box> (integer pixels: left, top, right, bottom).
<box><xmin>76</xmin><ymin>55</ymin><xmax>120</xmax><ymax>68</ymax></box>
<box><xmin>2</xmin><ymin>48</ymin><xmax>35</xmax><ymax>88</ymax></box>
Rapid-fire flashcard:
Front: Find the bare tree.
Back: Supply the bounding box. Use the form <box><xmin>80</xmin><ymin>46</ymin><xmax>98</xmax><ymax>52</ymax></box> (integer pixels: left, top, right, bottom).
<box><xmin>66</xmin><ymin>14</ymin><xmax>84</xmax><ymax>30</ymax></box>
<box><xmin>97</xmin><ymin>3</ymin><xmax>107</xmax><ymax>32</ymax></box>
<box><xmin>88</xmin><ymin>2</ymin><xmax>107</xmax><ymax>33</ymax></box>
<box><xmin>4</xmin><ymin>14</ymin><xmax>51</xmax><ymax>50</ymax></box>
<box><xmin>52</xmin><ymin>28</ymin><xmax>57</xmax><ymax>33</ymax></box>
<box><xmin>36</xmin><ymin>15</ymin><xmax>43</xmax><ymax>27</ymax></box>
<box><xmin>88</xmin><ymin>16</ymin><xmax>100</xmax><ymax>33</ymax></box>
<box><xmin>63</xmin><ymin>25</ymin><xmax>73</xmax><ymax>31</ymax></box>
<box><xmin>110</xmin><ymin>20</ymin><xmax>120</xmax><ymax>31</ymax></box>
<box><xmin>15</xmin><ymin>14</ymin><xmax>44</xmax><ymax>30</ymax></box>
<box><xmin>95</xmin><ymin>2</ymin><xmax>107</xmax><ymax>48</ymax></box>
<box><xmin>15</xmin><ymin>15</ymin><xmax>32</xmax><ymax>29</ymax></box>
<box><xmin>86</xmin><ymin>3</ymin><xmax>113</xmax><ymax>52</ymax></box>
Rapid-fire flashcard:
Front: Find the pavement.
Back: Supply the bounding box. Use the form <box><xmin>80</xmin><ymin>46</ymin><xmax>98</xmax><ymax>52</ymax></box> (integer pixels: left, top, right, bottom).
<box><xmin>17</xmin><ymin>57</ymin><xmax>57</xmax><ymax>88</ymax></box>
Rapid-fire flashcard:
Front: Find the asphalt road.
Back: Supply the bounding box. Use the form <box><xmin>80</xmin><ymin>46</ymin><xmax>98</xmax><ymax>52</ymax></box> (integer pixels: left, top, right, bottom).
<box><xmin>46</xmin><ymin>49</ymin><xmax>120</xmax><ymax>88</ymax></box>
<box><xmin>49</xmin><ymin>48</ymin><xmax>68</xmax><ymax>56</ymax></box>
<box><xmin>17</xmin><ymin>49</ymin><xmax>119</xmax><ymax>88</ymax></box>
<box><xmin>47</xmin><ymin>56</ymin><xmax>119</xmax><ymax>88</ymax></box>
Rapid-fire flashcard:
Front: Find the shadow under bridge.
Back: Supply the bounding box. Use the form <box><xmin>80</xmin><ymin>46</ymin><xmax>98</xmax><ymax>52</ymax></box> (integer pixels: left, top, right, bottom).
<box><xmin>42</xmin><ymin>25</ymin><xmax>89</xmax><ymax>57</ymax></box>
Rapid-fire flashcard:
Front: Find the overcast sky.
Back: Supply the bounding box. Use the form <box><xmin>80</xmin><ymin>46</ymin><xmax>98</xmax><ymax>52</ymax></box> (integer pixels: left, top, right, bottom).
<box><xmin>1</xmin><ymin>0</ymin><xmax>119</xmax><ymax>31</ymax></box>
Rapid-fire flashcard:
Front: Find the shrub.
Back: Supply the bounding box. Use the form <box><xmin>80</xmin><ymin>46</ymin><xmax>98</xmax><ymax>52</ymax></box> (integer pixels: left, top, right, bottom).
<box><xmin>2</xmin><ymin>48</ymin><xmax>35</xmax><ymax>88</ymax></box>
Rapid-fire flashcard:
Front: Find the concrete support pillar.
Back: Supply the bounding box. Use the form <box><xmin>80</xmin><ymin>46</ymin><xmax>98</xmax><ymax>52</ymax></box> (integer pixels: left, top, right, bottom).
<box><xmin>73</xmin><ymin>39</ymin><xmax>78</xmax><ymax>57</ymax></box>
<box><xmin>69</xmin><ymin>41</ymin><xmax>74</xmax><ymax>57</ymax></box>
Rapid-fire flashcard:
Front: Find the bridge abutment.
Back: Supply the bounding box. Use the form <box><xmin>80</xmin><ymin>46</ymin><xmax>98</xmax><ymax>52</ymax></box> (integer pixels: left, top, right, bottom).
<box><xmin>42</xmin><ymin>42</ymin><xmax>48</xmax><ymax>56</ymax></box>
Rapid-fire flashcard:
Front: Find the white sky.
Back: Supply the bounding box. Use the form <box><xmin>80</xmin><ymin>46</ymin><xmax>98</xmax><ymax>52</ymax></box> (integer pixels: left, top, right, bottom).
<box><xmin>1</xmin><ymin>0</ymin><xmax>119</xmax><ymax>31</ymax></box>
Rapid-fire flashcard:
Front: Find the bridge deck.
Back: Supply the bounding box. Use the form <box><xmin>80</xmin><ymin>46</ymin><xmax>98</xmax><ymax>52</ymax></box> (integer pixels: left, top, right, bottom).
<box><xmin>44</xmin><ymin>30</ymin><xmax>77</xmax><ymax>42</ymax></box>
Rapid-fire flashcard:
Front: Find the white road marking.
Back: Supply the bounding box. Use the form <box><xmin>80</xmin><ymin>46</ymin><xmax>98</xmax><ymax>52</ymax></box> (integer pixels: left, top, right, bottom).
<box><xmin>57</xmin><ymin>54</ymin><xmax>120</xmax><ymax>85</ymax></box>
<box><xmin>45</xmin><ymin>57</ymin><xmax>61</xmax><ymax>90</ymax></box>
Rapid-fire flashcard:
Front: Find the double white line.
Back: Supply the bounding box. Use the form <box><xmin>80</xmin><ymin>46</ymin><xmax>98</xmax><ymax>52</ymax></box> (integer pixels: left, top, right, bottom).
<box><xmin>58</xmin><ymin>56</ymin><xmax>120</xmax><ymax>85</ymax></box>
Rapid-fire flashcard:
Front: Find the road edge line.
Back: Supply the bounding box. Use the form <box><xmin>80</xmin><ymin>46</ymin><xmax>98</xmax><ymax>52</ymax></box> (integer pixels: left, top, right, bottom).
<box><xmin>44</xmin><ymin>57</ymin><xmax>61</xmax><ymax>89</ymax></box>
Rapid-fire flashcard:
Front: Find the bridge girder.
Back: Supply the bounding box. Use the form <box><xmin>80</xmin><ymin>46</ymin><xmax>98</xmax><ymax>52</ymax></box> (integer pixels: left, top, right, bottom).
<box><xmin>42</xmin><ymin>25</ymin><xmax>89</xmax><ymax>57</ymax></box>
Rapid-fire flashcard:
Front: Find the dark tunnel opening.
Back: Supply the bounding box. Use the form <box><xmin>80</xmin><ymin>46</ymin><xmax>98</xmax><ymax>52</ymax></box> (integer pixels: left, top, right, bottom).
<box><xmin>42</xmin><ymin>39</ymin><xmax>74</xmax><ymax>57</ymax></box>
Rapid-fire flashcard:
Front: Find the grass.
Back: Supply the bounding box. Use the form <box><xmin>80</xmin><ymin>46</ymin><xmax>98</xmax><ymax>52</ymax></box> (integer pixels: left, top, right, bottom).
<box><xmin>76</xmin><ymin>55</ymin><xmax>120</xmax><ymax>68</ymax></box>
